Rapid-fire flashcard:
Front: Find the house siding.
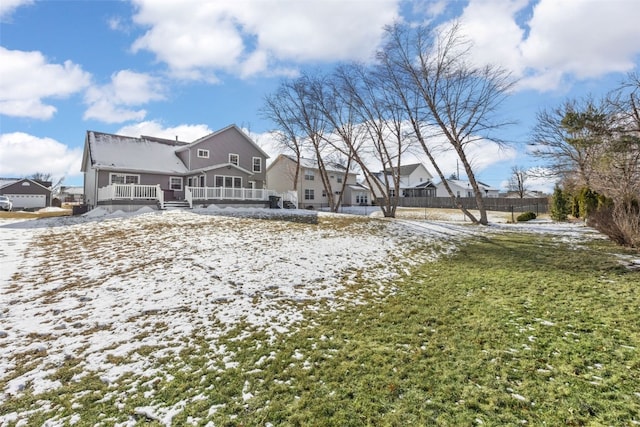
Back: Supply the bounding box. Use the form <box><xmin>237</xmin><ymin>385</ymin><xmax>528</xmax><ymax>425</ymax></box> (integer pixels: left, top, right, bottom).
<box><xmin>0</xmin><ymin>179</ymin><xmax>52</xmax><ymax>207</ymax></box>
<box><xmin>84</xmin><ymin>125</ymin><xmax>269</xmax><ymax>207</ymax></box>
<box><xmin>186</xmin><ymin>127</ymin><xmax>267</xmax><ymax>188</ymax></box>
<box><xmin>267</xmin><ymin>155</ymin><xmax>359</xmax><ymax>208</ymax></box>
<box><xmin>83</xmin><ymin>153</ymin><xmax>97</xmax><ymax>208</ymax></box>
<box><xmin>97</xmin><ymin>170</ymin><xmax>185</xmax><ymax>200</ymax></box>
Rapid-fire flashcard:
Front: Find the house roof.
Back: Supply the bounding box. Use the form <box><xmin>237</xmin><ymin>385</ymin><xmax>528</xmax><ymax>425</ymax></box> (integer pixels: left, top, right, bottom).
<box><xmin>175</xmin><ymin>125</ymin><xmax>270</xmax><ymax>159</ymax></box>
<box><xmin>0</xmin><ymin>178</ymin><xmax>52</xmax><ymax>192</ymax></box>
<box><xmin>409</xmin><ymin>181</ymin><xmax>436</xmax><ymax>189</ymax></box>
<box><xmin>60</xmin><ymin>186</ymin><xmax>84</xmax><ymax>195</ymax></box>
<box><xmin>348</xmin><ymin>183</ymin><xmax>369</xmax><ymax>191</ymax></box>
<box><xmin>384</xmin><ymin>163</ymin><xmax>422</xmax><ymax>176</ymax></box>
<box><xmin>0</xmin><ymin>179</ymin><xmax>18</xmax><ymax>189</ymax></box>
<box><xmin>86</xmin><ymin>131</ymin><xmax>190</xmax><ymax>174</ymax></box>
<box><xmin>274</xmin><ymin>154</ymin><xmax>356</xmax><ymax>175</ymax></box>
<box><xmin>439</xmin><ymin>179</ymin><xmax>499</xmax><ymax>192</ymax></box>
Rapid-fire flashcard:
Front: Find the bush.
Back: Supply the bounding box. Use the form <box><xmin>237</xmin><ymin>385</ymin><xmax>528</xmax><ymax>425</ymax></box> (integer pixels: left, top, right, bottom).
<box><xmin>588</xmin><ymin>201</ymin><xmax>640</xmax><ymax>248</ymax></box>
<box><xmin>550</xmin><ymin>186</ymin><xmax>570</xmax><ymax>221</ymax></box>
<box><xmin>516</xmin><ymin>211</ymin><xmax>537</xmax><ymax>222</ymax></box>
<box><xmin>577</xmin><ymin>187</ymin><xmax>599</xmax><ymax>219</ymax></box>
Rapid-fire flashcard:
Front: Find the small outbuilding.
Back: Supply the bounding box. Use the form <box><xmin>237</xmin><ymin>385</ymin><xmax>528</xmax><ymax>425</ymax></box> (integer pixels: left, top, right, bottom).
<box><xmin>0</xmin><ymin>178</ymin><xmax>52</xmax><ymax>210</ymax></box>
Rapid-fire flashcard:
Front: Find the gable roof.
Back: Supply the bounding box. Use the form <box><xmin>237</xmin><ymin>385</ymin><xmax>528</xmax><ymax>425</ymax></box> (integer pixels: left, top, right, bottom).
<box><xmin>439</xmin><ymin>179</ymin><xmax>499</xmax><ymax>192</ymax></box>
<box><xmin>0</xmin><ymin>178</ymin><xmax>52</xmax><ymax>192</ymax></box>
<box><xmin>384</xmin><ymin>163</ymin><xmax>420</xmax><ymax>175</ymax></box>
<box><xmin>271</xmin><ymin>154</ymin><xmax>356</xmax><ymax>175</ymax></box>
<box><xmin>84</xmin><ymin>131</ymin><xmax>189</xmax><ymax>174</ymax></box>
<box><xmin>382</xmin><ymin>163</ymin><xmax>433</xmax><ymax>180</ymax></box>
<box><xmin>175</xmin><ymin>125</ymin><xmax>270</xmax><ymax>159</ymax></box>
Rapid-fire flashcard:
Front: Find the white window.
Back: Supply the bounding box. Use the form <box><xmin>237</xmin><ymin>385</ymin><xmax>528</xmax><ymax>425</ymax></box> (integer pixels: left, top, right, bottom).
<box><xmin>229</xmin><ymin>153</ymin><xmax>239</xmax><ymax>166</ymax></box>
<box><xmin>252</xmin><ymin>157</ymin><xmax>262</xmax><ymax>173</ymax></box>
<box><xmin>322</xmin><ymin>190</ymin><xmax>327</xmax><ymax>197</ymax></box>
<box><xmin>110</xmin><ymin>173</ymin><xmax>139</xmax><ymax>184</ymax></box>
<box><xmin>304</xmin><ymin>170</ymin><xmax>314</xmax><ymax>181</ymax></box>
<box><xmin>214</xmin><ymin>175</ymin><xmax>242</xmax><ymax>188</ymax></box>
<box><xmin>337</xmin><ymin>176</ymin><xmax>343</xmax><ymax>183</ymax></box>
<box><xmin>304</xmin><ymin>189</ymin><xmax>315</xmax><ymax>200</ymax></box>
<box><xmin>169</xmin><ymin>177</ymin><xmax>183</xmax><ymax>191</ymax></box>
<box><xmin>197</xmin><ymin>149</ymin><xmax>209</xmax><ymax>158</ymax></box>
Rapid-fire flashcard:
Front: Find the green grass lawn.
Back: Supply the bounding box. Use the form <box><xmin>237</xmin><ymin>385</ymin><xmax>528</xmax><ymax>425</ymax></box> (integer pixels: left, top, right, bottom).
<box><xmin>2</xmin><ymin>228</ymin><xmax>639</xmax><ymax>426</ymax></box>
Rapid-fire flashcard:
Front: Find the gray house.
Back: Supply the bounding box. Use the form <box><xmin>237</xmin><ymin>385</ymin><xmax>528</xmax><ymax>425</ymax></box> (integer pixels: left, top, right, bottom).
<box><xmin>0</xmin><ymin>178</ymin><xmax>52</xmax><ymax>210</ymax></box>
<box><xmin>82</xmin><ymin>125</ymin><xmax>271</xmax><ymax>212</ymax></box>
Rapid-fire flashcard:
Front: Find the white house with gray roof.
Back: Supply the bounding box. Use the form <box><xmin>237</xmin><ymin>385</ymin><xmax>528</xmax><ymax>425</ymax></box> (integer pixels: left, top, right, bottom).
<box><xmin>371</xmin><ymin>163</ymin><xmax>435</xmax><ymax>199</ymax></box>
<box><xmin>82</xmin><ymin>125</ymin><xmax>272</xmax><ymax>212</ymax></box>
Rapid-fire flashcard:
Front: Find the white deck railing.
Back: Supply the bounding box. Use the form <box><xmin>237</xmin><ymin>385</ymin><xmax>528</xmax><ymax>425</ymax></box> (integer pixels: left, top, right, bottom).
<box><xmin>186</xmin><ymin>186</ymin><xmax>275</xmax><ymax>205</ymax></box>
<box><xmin>98</xmin><ymin>184</ymin><xmax>164</xmax><ymax>206</ymax></box>
<box><xmin>98</xmin><ymin>184</ymin><xmax>296</xmax><ymax>209</ymax></box>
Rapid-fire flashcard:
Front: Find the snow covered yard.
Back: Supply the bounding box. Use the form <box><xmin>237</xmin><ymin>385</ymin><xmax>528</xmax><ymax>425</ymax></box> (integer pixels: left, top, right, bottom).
<box><xmin>0</xmin><ymin>207</ymin><xmax>627</xmax><ymax>425</ymax></box>
<box><xmin>0</xmin><ymin>207</ymin><xmax>478</xmax><ymax>424</ymax></box>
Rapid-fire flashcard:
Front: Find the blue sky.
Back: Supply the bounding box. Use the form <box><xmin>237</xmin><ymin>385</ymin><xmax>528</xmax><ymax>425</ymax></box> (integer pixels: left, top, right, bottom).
<box><xmin>1</xmin><ymin>0</ymin><xmax>639</xmax><ymax>192</ymax></box>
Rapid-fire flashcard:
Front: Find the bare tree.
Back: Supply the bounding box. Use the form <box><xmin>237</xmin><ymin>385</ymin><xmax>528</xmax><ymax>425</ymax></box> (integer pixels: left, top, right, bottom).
<box><xmin>30</xmin><ymin>172</ymin><xmax>63</xmax><ymax>193</ymax></box>
<box><xmin>379</xmin><ymin>23</ymin><xmax>515</xmax><ymax>224</ymax></box>
<box><xmin>507</xmin><ymin>166</ymin><xmax>528</xmax><ymax>198</ymax></box>
<box><xmin>328</xmin><ymin>63</ymin><xmax>414</xmax><ymax>217</ymax></box>
<box><xmin>261</xmin><ymin>86</ymin><xmax>305</xmax><ymax>191</ymax></box>
<box><xmin>265</xmin><ymin>74</ymin><xmax>345</xmax><ymax>211</ymax></box>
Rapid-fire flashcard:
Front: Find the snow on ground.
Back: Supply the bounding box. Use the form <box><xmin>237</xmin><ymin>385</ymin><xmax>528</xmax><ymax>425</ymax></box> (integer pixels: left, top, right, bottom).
<box><xmin>0</xmin><ymin>207</ymin><xmax>476</xmax><ymax>405</ymax></box>
<box><xmin>0</xmin><ymin>206</ymin><xmax>625</xmax><ymax>422</ymax></box>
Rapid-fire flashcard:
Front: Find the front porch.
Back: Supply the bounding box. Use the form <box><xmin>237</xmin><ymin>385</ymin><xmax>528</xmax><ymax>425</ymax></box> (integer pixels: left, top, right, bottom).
<box><xmin>96</xmin><ymin>184</ymin><xmax>298</xmax><ymax>209</ymax></box>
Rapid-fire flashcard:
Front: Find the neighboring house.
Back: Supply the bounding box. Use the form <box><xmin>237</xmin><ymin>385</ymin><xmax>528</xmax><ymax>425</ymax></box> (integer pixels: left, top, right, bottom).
<box><xmin>435</xmin><ymin>179</ymin><xmax>500</xmax><ymax>198</ymax></box>
<box><xmin>371</xmin><ymin>163</ymin><xmax>436</xmax><ymax>199</ymax></box>
<box><xmin>58</xmin><ymin>186</ymin><xmax>84</xmax><ymax>204</ymax></box>
<box><xmin>266</xmin><ymin>154</ymin><xmax>364</xmax><ymax>208</ymax></box>
<box><xmin>82</xmin><ymin>125</ymin><xmax>271</xmax><ymax>212</ymax></box>
<box><xmin>0</xmin><ymin>178</ymin><xmax>52</xmax><ymax>210</ymax></box>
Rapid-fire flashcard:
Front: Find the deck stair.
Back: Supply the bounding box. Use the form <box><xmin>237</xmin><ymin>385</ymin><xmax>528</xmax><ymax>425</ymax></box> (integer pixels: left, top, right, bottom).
<box><xmin>162</xmin><ymin>200</ymin><xmax>191</xmax><ymax>210</ymax></box>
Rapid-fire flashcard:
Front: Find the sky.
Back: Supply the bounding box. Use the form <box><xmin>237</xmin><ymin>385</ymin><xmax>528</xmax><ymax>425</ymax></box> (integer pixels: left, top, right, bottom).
<box><xmin>1</xmin><ymin>0</ymin><xmax>639</xmax><ymax>192</ymax></box>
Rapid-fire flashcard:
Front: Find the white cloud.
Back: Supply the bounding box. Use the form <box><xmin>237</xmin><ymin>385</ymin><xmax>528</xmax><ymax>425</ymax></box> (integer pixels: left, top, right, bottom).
<box><xmin>117</xmin><ymin>121</ymin><xmax>213</xmax><ymax>142</ymax></box>
<box><xmin>0</xmin><ymin>47</ymin><xmax>91</xmax><ymax>120</ymax></box>
<box><xmin>519</xmin><ymin>0</ymin><xmax>640</xmax><ymax>87</ymax></box>
<box><xmin>0</xmin><ymin>0</ymin><xmax>33</xmax><ymax>21</ymax></box>
<box><xmin>83</xmin><ymin>70</ymin><xmax>165</xmax><ymax>123</ymax></box>
<box><xmin>455</xmin><ymin>0</ymin><xmax>640</xmax><ymax>92</ymax></box>
<box><xmin>129</xmin><ymin>0</ymin><xmax>400</xmax><ymax>79</ymax></box>
<box><xmin>0</xmin><ymin>133</ymin><xmax>83</xmax><ymax>183</ymax></box>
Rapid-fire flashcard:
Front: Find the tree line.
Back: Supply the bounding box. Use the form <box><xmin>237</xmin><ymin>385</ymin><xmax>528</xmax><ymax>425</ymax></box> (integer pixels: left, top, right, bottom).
<box><xmin>261</xmin><ymin>21</ymin><xmax>639</xmax><ymax>246</ymax></box>
<box><xmin>261</xmin><ymin>22</ymin><xmax>515</xmax><ymax>224</ymax></box>
<box><xmin>533</xmin><ymin>73</ymin><xmax>640</xmax><ymax>247</ymax></box>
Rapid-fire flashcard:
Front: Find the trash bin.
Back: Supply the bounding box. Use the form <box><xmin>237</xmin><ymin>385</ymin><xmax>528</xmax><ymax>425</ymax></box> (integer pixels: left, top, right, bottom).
<box><xmin>268</xmin><ymin>195</ymin><xmax>281</xmax><ymax>209</ymax></box>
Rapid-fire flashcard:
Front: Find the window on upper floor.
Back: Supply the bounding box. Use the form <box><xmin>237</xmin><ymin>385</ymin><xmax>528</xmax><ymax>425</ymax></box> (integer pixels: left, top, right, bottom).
<box><xmin>253</xmin><ymin>157</ymin><xmax>262</xmax><ymax>173</ymax></box>
<box><xmin>229</xmin><ymin>153</ymin><xmax>239</xmax><ymax>166</ymax></box>
<box><xmin>197</xmin><ymin>149</ymin><xmax>209</xmax><ymax>158</ymax></box>
<box><xmin>304</xmin><ymin>170</ymin><xmax>314</xmax><ymax>181</ymax></box>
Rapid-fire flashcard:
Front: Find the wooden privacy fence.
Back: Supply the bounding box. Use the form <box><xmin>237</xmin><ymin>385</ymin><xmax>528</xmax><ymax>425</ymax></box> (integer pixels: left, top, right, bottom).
<box><xmin>392</xmin><ymin>197</ymin><xmax>549</xmax><ymax>215</ymax></box>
